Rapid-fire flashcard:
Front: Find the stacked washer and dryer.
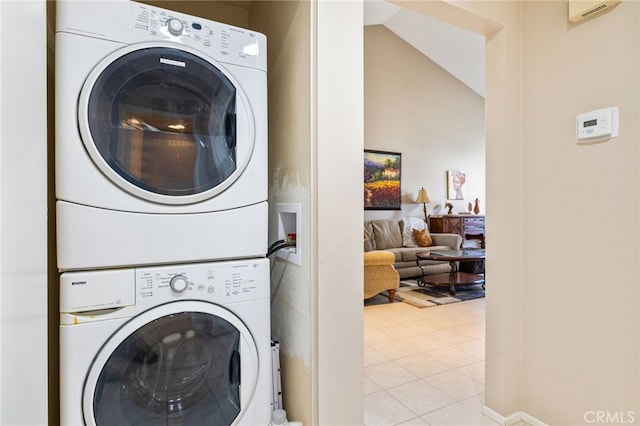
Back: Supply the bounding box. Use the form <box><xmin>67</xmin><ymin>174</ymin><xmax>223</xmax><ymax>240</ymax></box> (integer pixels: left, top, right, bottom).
<box><xmin>56</xmin><ymin>1</ymin><xmax>271</xmax><ymax>424</ymax></box>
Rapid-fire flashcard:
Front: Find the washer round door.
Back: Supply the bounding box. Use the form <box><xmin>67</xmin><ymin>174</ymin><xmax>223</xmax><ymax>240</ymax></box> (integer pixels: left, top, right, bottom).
<box><xmin>83</xmin><ymin>301</ymin><xmax>259</xmax><ymax>426</ymax></box>
<box><xmin>78</xmin><ymin>42</ymin><xmax>255</xmax><ymax>205</ymax></box>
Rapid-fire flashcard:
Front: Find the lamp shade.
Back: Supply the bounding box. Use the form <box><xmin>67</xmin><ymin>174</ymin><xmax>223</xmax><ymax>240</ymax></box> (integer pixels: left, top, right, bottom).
<box><xmin>416</xmin><ymin>187</ymin><xmax>431</xmax><ymax>203</ymax></box>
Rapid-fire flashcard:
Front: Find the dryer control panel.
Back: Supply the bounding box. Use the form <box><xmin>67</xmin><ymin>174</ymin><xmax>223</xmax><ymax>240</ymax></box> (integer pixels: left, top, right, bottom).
<box><xmin>130</xmin><ymin>2</ymin><xmax>267</xmax><ymax>71</ymax></box>
<box><xmin>57</xmin><ymin>0</ymin><xmax>266</xmax><ymax>71</ymax></box>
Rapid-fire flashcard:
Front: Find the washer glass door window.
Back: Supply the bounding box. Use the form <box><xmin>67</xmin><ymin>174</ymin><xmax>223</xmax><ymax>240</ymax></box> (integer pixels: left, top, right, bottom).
<box><xmin>80</xmin><ymin>44</ymin><xmax>254</xmax><ymax>204</ymax></box>
<box><xmin>87</xmin><ymin>307</ymin><xmax>258</xmax><ymax>425</ymax></box>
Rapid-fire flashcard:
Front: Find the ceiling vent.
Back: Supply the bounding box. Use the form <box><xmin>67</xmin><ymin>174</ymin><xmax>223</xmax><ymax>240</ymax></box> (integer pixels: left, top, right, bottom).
<box><xmin>569</xmin><ymin>0</ymin><xmax>621</xmax><ymax>23</ymax></box>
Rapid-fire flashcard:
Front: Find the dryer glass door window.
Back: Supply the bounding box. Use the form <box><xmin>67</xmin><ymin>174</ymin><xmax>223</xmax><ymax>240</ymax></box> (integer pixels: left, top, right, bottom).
<box><xmin>86</xmin><ymin>47</ymin><xmax>238</xmax><ymax>198</ymax></box>
<box><xmin>92</xmin><ymin>312</ymin><xmax>242</xmax><ymax>425</ymax></box>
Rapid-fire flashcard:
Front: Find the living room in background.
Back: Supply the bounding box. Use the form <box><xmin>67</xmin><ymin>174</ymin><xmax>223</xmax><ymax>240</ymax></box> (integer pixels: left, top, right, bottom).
<box><xmin>364</xmin><ymin>149</ymin><xmax>401</xmax><ymax>210</ymax></box>
<box><xmin>363</xmin><ymin>3</ymin><xmax>493</xmax><ymax>424</ymax></box>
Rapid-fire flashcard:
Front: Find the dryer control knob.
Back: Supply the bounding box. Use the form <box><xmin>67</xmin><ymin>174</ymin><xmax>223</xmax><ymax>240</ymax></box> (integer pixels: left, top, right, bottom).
<box><xmin>170</xmin><ymin>275</ymin><xmax>189</xmax><ymax>293</ymax></box>
<box><xmin>167</xmin><ymin>18</ymin><xmax>184</xmax><ymax>36</ymax></box>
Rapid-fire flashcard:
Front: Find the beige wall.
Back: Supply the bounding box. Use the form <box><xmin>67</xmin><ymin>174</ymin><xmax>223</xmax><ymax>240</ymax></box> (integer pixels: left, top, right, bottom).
<box><xmin>364</xmin><ymin>25</ymin><xmax>485</xmax><ymax>221</ymax></box>
<box><xmin>253</xmin><ymin>2</ymin><xmax>365</xmax><ymax>424</ymax></box>
<box><xmin>251</xmin><ymin>2</ymin><xmax>314</xmax><ymax>424</ymax></box>
<box><xmin>521</xmin><ymin>2</ymin><xmax>639</xmax><ymax>424</ymax></box>
<box><xmin>395</xmin><ymin>1</ymin><xmax>640</xmax><ymax>423</ymax></box>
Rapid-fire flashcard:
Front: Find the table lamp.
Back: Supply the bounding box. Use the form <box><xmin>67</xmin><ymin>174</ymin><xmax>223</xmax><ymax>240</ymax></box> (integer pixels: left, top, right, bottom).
<box><xmin>416</xmin><ymin>187</ymin><xmax>431</xmax><ymax>222</ymax></box>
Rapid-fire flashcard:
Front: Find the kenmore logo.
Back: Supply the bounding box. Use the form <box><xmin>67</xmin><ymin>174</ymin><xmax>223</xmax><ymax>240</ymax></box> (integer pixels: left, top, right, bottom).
<box><xmin>71</xmin><ymin>281</ymin><xmax>87</xmax><ymax>286</ymax></box>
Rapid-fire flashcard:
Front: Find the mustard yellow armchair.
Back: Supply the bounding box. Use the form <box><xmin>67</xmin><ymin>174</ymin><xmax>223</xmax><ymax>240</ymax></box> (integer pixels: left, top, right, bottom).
<box><xmin>364</xmin><ymin>250</ymin><xmax>400</xmax><ymax>302</ymax></box>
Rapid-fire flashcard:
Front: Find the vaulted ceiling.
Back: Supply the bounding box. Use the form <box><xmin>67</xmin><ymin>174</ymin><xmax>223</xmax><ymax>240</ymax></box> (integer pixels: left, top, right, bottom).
<box><xmin>364</xmin><ymin>0</ymin><xmax>485</xmax><ymax>98</ymax></box>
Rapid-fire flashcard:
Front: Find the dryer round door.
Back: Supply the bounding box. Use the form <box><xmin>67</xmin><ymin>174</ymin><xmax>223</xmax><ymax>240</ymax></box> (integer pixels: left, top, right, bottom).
<box><xmin>78</xmin><ymin>42</ymin><xmax>255</xmax><ymax>205</ymax></box>
<box><xmin>83</xmin><ymin>301</ymin><xmax>259</xmax><ymax>426</ymax></box>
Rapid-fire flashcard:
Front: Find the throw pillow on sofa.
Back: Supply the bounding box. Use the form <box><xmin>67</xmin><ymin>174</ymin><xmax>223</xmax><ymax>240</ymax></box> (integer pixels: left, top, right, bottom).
<box><xmin>412</xmin><ymin>228</ymin><xmax>433</xmax><ymax>247</ymax></box>
<box><xmin>401</xmin><ymin>217</ymin><xmax>427</xmax><ymax>247</ymax></box>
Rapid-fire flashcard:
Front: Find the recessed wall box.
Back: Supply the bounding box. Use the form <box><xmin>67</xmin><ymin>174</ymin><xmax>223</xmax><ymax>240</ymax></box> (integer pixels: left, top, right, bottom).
<box><xmin>576</xmin><ymin>106</ymin><xmax>618</xmax><ymax>143</ymax></box>
<box><xmin>276</xmin><ymin>203</ymin><xmax>301</xmax><ymax>265</ymax></box>
<box><xmin>569</xmin><ymin>1</ymin><xmax>621</xmax><ymax>23</ymax></box>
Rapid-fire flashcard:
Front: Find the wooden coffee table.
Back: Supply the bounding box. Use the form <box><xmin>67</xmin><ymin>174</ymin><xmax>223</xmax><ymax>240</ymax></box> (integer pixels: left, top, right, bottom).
<box><xmin>416</xmin><ymin>249</ymin><xmax>485</xmax><ymax>295</ymax></box>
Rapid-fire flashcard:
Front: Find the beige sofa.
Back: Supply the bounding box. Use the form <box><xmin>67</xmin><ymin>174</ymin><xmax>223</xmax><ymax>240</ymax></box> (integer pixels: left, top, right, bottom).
<box><xmin>364</xmin><ymin>218</ymin><xmax>462</xmax><ymax>280</ymax></box>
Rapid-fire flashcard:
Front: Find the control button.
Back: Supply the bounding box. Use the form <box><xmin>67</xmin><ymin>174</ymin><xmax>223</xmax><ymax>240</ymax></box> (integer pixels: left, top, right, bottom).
<box><xmin>167</xmin><ymin>18</ymin><xmax>184</xmax><ymax>36</ymax></box>
<box><xmin>208</xmin><ymin>286</ymin><xmax>215</xmax><ymax>293</ymax></box>
<box><xmin>170</xmin><ymin>275</ymin><xmax>189</xmax><ymax>293</ymax></box>
<box><xmin>204</xmin><ymin>39</ymin><xmax>211</xmax><ymax>47</ymax></box>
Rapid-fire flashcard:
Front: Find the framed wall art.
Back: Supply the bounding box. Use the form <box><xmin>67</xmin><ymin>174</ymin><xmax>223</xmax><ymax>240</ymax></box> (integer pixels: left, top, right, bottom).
<box><xmin>446</xmin><ymin>170</ymin><xmax>466</xmax><ymax>200</ymax></box>
<box><xmin>364</xmin><ymin>149</ymin><xmax>401</xmax><ymax>210</ymax></box>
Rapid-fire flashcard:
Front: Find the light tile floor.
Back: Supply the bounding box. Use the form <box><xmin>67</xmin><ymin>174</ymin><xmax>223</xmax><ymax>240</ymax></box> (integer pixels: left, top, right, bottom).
<box><xmin>364</xmin><ymin>297</ymin><xmax>498</xmax><ymax>425</ymax></box>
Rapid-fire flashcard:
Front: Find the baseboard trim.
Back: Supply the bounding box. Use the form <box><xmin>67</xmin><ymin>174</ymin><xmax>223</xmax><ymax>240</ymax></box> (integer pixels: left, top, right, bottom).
<box><xmin>482</xmin><ymin>405</ymin><xmax>547</xmax><ymax>426</ymax></box>
<box><xmin>482</xmin><ymin>405</ymin><xmax>505</xmax><ymax>424</ymax></box>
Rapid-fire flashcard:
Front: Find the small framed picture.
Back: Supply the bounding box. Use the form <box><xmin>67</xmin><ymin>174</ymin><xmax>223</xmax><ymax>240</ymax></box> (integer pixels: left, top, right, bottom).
<box><xmin>447</xmin><ymin>170</ymin><xmax>466</xmax><ymax>200</ymax></box>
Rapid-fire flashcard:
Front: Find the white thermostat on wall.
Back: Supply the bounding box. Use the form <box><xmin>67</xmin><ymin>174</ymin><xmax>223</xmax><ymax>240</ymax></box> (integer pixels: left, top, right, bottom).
<box><xmin>576</xmin><ymin>106</ymin><xmax>619</xmax><ymax>143</ymax></box>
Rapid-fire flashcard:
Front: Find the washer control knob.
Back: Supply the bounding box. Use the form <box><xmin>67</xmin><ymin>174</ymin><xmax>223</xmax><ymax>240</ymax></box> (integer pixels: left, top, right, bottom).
<box><xmin>170</xmin><ymin>275</ymin><xmax>189</xmax><ymax>293</ymax></box>
<box><xmin>167</xmin><ymin>18</ymin><xmax>184</xmax><ymax>36</ymax></box>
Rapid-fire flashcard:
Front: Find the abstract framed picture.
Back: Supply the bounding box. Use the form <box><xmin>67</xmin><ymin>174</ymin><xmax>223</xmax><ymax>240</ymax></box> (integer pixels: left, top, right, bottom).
<box><xmin>364</xmin><ymin>149</ymin><xmax>401</xmax><ymax>210</ymax></box>
<box><xmin>446</xmin><ymin>170</ymin><xmax>466</xmax><ymax>200</ymax></box>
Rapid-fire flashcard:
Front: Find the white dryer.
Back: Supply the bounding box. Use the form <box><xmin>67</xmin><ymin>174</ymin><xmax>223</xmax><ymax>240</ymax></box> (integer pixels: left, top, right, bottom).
<box><xmin>55</xmin><ymin>0</ymin><xmax>268</xmax><ymax>271</ymax></box>
<box><xmin>59</xmin><ymin>258</ymin><xmax>271</xmax><ymax>425</ymax></box>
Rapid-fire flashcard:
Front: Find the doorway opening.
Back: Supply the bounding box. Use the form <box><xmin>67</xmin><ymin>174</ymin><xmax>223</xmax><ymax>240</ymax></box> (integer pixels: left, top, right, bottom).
<box><xmin>362</xmin><ymin>1</ymin><xmax>500</xmax><ymax>423</ymax></box>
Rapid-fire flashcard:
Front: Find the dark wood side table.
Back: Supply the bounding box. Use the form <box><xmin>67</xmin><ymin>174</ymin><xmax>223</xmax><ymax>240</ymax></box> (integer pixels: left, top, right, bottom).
<box><xmin>429</xmin><ymin>214</ymin><xmax>485</xmax><ymax>248</ymax></box>
<box><xmin>416</xmin><ymin>249</ymin><xmax>485</xmax><ymax>295</ymax></box>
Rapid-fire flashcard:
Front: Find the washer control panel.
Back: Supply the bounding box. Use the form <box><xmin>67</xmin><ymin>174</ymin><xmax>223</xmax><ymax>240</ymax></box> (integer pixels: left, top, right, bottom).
<box><xmin>135</xmin><ymin>258</ymin><xmax>269</xmax><ymax>306</ymax></box>
<box><xmin>60</xmin><ymin>258</ymin><xmax>269</xmax><ymax>319</ymax></box>
<box><xmin>169</xmin><ymin>274</ymin><xmax>189</xmax><ymax>293</ymax></box>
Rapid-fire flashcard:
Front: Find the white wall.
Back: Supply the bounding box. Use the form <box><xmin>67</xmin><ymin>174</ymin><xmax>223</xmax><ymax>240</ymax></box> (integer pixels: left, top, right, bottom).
<box><xmin>315</xmin><ymin>1</ymin><xmax>364</xmax><ymax>424</ymax></box>
<box><xmin>364</xmin><ymin>24</ymin><xmax>485</xmax><ymax>222</ymax></box>
<box><xmin>0</xmin><ymin>1</ymin><xmax>48</xmax><ymax>424</ymax></box>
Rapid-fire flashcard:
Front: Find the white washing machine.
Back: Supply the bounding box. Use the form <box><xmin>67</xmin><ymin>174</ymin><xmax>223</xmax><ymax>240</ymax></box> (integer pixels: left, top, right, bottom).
<box><xmin>55</xmin><ymin>0</ymin><xmax>268</xmax><ymax>271</ymax></box>
<box><xmin>60</xmin><ymin>258</ymin><xmax>271</xmax><ymax>425</ymax></box>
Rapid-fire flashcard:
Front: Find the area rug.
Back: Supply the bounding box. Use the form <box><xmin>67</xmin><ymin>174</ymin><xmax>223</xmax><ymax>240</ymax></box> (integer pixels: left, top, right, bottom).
<box><xmin>389</xmin><ymin>280</ymin><xmax>484</xmax><ymax>308</ymax></box>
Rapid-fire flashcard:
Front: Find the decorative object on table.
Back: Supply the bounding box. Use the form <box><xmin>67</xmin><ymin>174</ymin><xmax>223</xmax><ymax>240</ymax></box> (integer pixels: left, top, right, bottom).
<box><xmin>468</xmin><ymin>202</ymin><xmax>473</xmax><ymax>212</ymax></box>
<box><xmin>364</xmin><ymin>149</ymin><xmax>401</xmax><ymax>210</ymax></box>
<box><xmin>473</xmin><ymin>198</ymin><xmax>480</xmax><ymax>214</ymax></box>
<box><xmin>415</xmin><ymin>187</ymin><xmax>431</xmax><ymax>222</ymax></box>
<box><xmin>446</xmin><ymin>170</ymin><xmax>466</xmax><ymax>200</ymax></box>
<box><xmin>445</xmin><ymin>202</ymin><xmax>454</xmax><ymax>215</ymax></box>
